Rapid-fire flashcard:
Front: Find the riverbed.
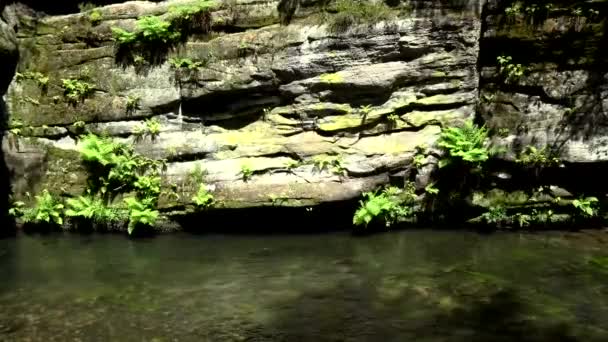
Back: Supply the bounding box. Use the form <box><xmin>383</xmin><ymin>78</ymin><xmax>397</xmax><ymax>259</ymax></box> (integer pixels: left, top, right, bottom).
<box><xmin>0</xmin><ymin>230</ymin><xmax>607</xmax><ymax>341</ymax></box>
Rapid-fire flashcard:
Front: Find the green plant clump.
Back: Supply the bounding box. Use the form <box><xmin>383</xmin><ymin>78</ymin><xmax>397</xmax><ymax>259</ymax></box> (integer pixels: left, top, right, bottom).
<box><xmin>192</xmin><ymin>184</ymin><xmax>214</xmax><ymax>208</ymax></box>
<box><xmin>111</xmin><ymin>0</ymin><xmax>217</xmax><ymax>47</ymax></box>
<box><xmin>312</xmin><ymin>154</ymin><xmax>346</xmax><ymax>176</ymax></box>
<box><xmin>169</xmin><ymin>57</ymin><xmax>204</xmax><ymax>70</ymax></box>
<box><xmin>89</xmin><ymin>9</ymin><xmax>103</xmax><ymax>25</ymax></box>
<box><xmin>438</xmin><ymin>120</ymin><xmax>492</xmax><ymax>168</ymax></box>
<box><xmin>78</xmin><ymin>134</ymin><xmax>165</xmax><ymax>234</ymax></box>
<box><xmin>497</xmin><ymin>55</ymin><xmax>526</xmax><ymax>84</ymax></box>
<box><xmin>19</xmin><ymin>190</ymin><xmax>64</xmax><ymax>227</ymax></box>
<box><xmin>240</xmin><ymin>163</ymin><xmax>253</xmax><ymax>182</ymax></box>
<box><xmin>15</xmin><ymin>71</ymin><xmax>49</xmax><ymax>91</ymax></box>
<box><xmin>572</xmin><ymin>196</ymin><xmax>599</xmax><ymax>218</ymax></box>
<box><xmin>65</xmin><ymin>195</ymin><xmax>125</xmax><ymax>228</ymax></box>
<box><xmin>353</xmin><ymin>184</ymin><xmax>417</xmax><ymax>228</ymax></box>
<box><xmin>133</xmin><ymin>117</ymin><xmax>162</xmax><ymax>141</ymax></box>
<box><xmin>62</xmin><ymin>78</ymin><xmax>95</xmax><ymax>104</ymax></box>
<box><xmin>516</xmin><ymin>146</ymin><xmax>560</xmax><ymax>167</ymax></box>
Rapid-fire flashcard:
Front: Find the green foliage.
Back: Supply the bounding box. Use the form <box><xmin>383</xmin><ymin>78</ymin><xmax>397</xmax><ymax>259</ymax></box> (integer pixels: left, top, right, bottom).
<box><xmin>14</xmin><ymin>133</ymin><xmax>165</xmax><ymax>234</ymax></box>
<box><xmin>112</xmin><ymin>0</ymin><xmax>217</xmax><ymax>48</ymax></box>
<box><xmin>312</xmin><ymin>154</ymin><xmax>346</xmax><ymax>176</ymax></box>
<box><xmin>327</xmin><ymin>0</ymin><xmax>395</xmax><ymax>33</ymax></box>
<box><xmin>359</xmin><ymin>104</ymin><xmax>372</xmax><ymax>116</ymax></box>
<box><xmin>65</xmin><ymin>195</ymin><xmax>125</xmax><ymax>225</ymax></box>
<box><xmin>169</xmin><ymin>57</ymin><xmax>203</xmax><ymax>70</ymax></box>
<box><xmin>497</xmin><ymin>128</ymin><xmax>510</xmax><ymax>137</ymax></box>
<box><xmin>124</xmin><ymin>197</ymin><xmax>159</xmax><ymax>235</ymax></box>
<box><xmin>438</xmin><ymin>120</ymin><xmax>491</xmax><ymax>168</ymax></box>
<box><xmin>126</xmin><ymin>95</ymin><xmax>140</xmax><ymax>114</ymax></box>
<box><xmin>62</xmin><ymin>78</ymin><xmax>94</xmax><ymax>104</ymax></box>
<box><xmin>112</xmin><ymin>27</ymin><xmax>138</xmax><ymax>44</ymax></box>
<box><xmin>8</xmin><ymin>118</ymin><xmax>23</xmax><ymax>136</ymax></box>
<box><xmin>513</xmin><ymin>212</ymin><xmax>531</xmax><ymax>228</ymax></box>
<box><xmin>284</xmin><ymin>159</ymin><xmax>301</xmax><ymax>170</ymax></box>
<box><xmin>145</xmin><ymin>118</ymin><xmax>161</xmax><ymax>138</ymax></box>
<box><xmin>386</xmin><ymin>113</ymin><xmax>400</xmax><ymax>125</ymax></box>
<box><xmin>572</xmin><ymin>196</ymin><xmax>599</xmax><ymax>218</ymax></box>
<box><xmin>480</xmin><ymin>205</ymin><xmax>507</xmax><ymax>225</ymax></box>
<box><xmin>353</xmin><ymin>183</ymin><xmax>417</xmax><ymax>228</ymax></box>
<box><xmin>78</xmin><ymin>134</ymin><xmax>165</xmax><ymax>234</ymax></box>
<box><xmin>134</xmin><ymin>175</ymin><xmax>162</xmax><ymax>200</ymax></box>
<box><xmin>89</xmin><ymin>9</ymin><xmax>103</xmax><ymax>25</ymax></box>
<box><xmin>133</xmin><ymin>118</ymin><xmax>162</xmax><ymax>141</ymax></box>
<box><xmin>425</xmin><ymin>183</ymin><xmax>439</xmax><ymax>195</ymax></box>
<box><xmin>15</xmin><ymin>71</ymin><xmax>49</xmax><ymax>91</ymax></box>
<box><xmin>497</xmin><ymin>55</ymin><xmax>526</xmax><ymax>84</ymax></box>
<box><xmin>21</xmin><ymin>190</ymin><xmax>64</xmax><ymax>226</ymax></box>
<box><xmin>240</xmin><ymin>163</ymin><xmax>253</xmax><ymax>182</ymax></box>
<box><xmin>516</xmin><ymin>146</ymin><xmax>560</xmax><ymax>167</ymax></box>
<box><xmin>192</xmin><ymin>184</ymin><xmax>214</xmax><ymax>208</ymax></box>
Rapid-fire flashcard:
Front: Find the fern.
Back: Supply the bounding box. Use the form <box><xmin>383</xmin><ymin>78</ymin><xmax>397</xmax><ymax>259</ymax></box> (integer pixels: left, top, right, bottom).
<box><xmin>192</xmin><ymin>184</ymin><xmax>214</xmax><ymax>208</ymax></box>
<box><xmin>21</xmin><ymin>190</ymin><xmax>64</xmax><ymax>226</ymax></box>
<box><xmin>124</xmin><ymin>197</ymin><xmax>159</xmax><ymax>235</ymax></box>
<box><xmin>65</xmin><ymin>195</ymin><xmax>125</xmax><ymax>225</ymax></box>
<box><xmin>353</xmin><ymin>184</ymin><xmax>416</xmax><ymax>228</ymax></box>
<box><xmin>438</xmin><ymin>120</ymin><xmax>491</xmax><ymax>167</ymax></box>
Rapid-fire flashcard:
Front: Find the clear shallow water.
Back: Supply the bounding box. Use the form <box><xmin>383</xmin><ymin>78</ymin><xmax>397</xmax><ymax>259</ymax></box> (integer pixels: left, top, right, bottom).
<box><xmin>1</xmin><ymin>230</ymin><xmax>608</xmax><ymax>341</ymax></box>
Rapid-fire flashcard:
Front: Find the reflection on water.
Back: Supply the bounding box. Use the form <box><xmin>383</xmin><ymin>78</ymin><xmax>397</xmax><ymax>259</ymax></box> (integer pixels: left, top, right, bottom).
<box><xmin>0</xmin><ymin>230</ymin><xmax>607</xmax><ymax>341</ymax></box>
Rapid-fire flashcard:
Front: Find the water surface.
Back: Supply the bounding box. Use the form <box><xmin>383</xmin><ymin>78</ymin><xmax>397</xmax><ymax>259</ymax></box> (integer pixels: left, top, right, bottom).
<box><xmin>1</xmin><ymin>230</ymin><xmax>608</xmax><ymax>341</ymax></box>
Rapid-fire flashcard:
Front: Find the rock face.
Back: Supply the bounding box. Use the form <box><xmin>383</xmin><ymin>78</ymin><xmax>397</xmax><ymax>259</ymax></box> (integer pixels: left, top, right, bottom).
<box><xmin>1</xmin><ymin>0</ymin><xmax>480</xmax><ymax>214</ymax></box>
<box><xmin>0</xmin><ymin>7</ymin><xmax>18</xmax><ymax>231</ymax></box>
<box><xmin>4</xmin><ymin>0</ymin><xmax>607</xmax><ymax>228</ymax></box>
<box><xmin>479</xmin><ymin>0</ymin><xmax>608</xmax><ymax>196</ymax></box>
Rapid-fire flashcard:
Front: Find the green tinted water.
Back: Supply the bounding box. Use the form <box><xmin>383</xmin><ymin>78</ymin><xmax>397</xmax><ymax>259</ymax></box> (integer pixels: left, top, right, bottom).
<box><xmin>1</xmin><ymin>230</ymin><xmax>608</xmax><ymax>341</ymax></box>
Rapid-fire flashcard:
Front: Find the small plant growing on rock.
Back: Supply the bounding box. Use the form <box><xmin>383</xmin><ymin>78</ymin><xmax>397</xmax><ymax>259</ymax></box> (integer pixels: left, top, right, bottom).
<box><xmin>62</xmin><ymin>78</ymin><xmax>94</xmax><ymax>104</ymax></box>
<box><xmin>145</xmin><ymin>118</ymin><xmax>161</xmax><ymax>138</ymax></box>
<box><xmin>438</xmin><ymin>120</ymin><xmax>492</xmax><ymax>168</ymax></box>
<box><xmin>572</xmin><ymin>196</ymin><xmax>599</xmax><ymax>218</ymax></box>
<box><xmin>496</xmin><ymin>55</ymin><xmax>526</xmax><ymax>84</ymax></box>
<box><xmin>169</xmin><ymin>57</ymin><xmax>203</xmax><ymax>70</ymax></box>
<box><xmin>516</xmin><ymin>146</ymin><xmax>560</xmax><ymax>168</ymax></box>
<box><xmin>65</xmin><ymin>194</ymin><xmax>125</xmax><ymax>228</ymax></box>
<box><xmin>386</xmin><ymin>113</ymin><xmax>400</xmax><ymax>127</ymax></box>
<box><xmin>359</xmin><ymin>104</ymin><xmax>372</xmax><ymax>116</ymax></box>
<box><xmin>240</xmin><ymin>163</ymin><xmax>253</xmax><ymax>182</ymax></box>
<box><xmin>133</xmin><ymin>118</ymin><xmax>162</xmax><ymax>141</ymax></box>
<box><xmin>20</xmin><ymin>190</ymin><xmax>64</xmax><ymax>227</ymax></box>
<box><xmin>192</xmin><ymin>184</ymin><xmax>214</xmax><ymax>208</ymax></box>
<box><xmin>15</xmin><ymin>71</ymin><xmax>49</xmax><ymax>92</ymax></box>
<box><xmin>312</xmin><ymin>154</ymin><xmax>346</xmax><ymax>176</ymax></box>
<box><xmin>480</xmin><ymin>205</ymin><xmax>508</xmax><ymax>226</ymax></box>
<box><xmin>284</xmin><ymin>159</ymin><xmax>300</xmax><ymax>170</ymax></box>
<box><xmin>424</xmin><ymin>183</ymin><xmax>439</xmax><ymax>195</ymax></box>
<box><xmin>89</xmin><ymin>9</ymin><xmax>103</xmax><ymax>25</ymax></box>
<box><xmin>124</xmin><ymin>197</ymin><xmax>159</xmax><ymax>235</ymax></box>
<box><xmin>498</xmin><ymin>128</ymin><xmax>510</xmax><ymax>137</ymax></box>
<box><xmin>126</xmin><ymin>95</ymin><xmax>141</xmax><ymax>114</ymax></box>
<box><xmin>353</xmin><ymin>183</ymin><xmax>417</xmax><ymax>228</ymax></box>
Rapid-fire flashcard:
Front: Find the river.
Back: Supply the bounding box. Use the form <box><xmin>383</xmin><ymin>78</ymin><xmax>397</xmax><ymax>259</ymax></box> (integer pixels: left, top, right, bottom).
<box><xmin>0</xmin><ymin>230</ymin><xmax>607</xmax><ymax>341</ymax></box>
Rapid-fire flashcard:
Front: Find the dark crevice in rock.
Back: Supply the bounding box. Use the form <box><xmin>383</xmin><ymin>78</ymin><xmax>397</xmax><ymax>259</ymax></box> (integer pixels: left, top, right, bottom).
<box><xmin>480</xmin><ymin>83</ymin><xmax>573</xmax><ymax>106</ymax></box>
<box><xmin>172</xmin><ymin>198</ymin><xmax>359</xmax><ymax>234</ymax></box>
